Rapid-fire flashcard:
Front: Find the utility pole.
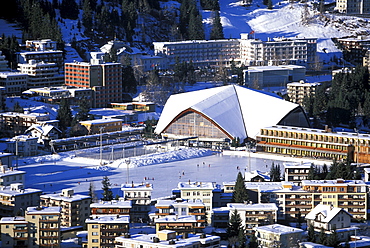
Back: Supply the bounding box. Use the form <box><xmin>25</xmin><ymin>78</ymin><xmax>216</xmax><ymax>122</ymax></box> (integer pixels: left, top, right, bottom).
<box><xmin>99</xmin><ymin>127</ymin><xmax>104</xmax><ymax>166</ymax></box>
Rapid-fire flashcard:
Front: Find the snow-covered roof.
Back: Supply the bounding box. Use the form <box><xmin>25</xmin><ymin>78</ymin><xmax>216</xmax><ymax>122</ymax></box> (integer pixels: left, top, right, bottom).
<box><xmin>40</xmin><ymin>192</ymin><xmax>91</xmax><ymax>202</ymax></box>
<box><xmin>155</xmin><ymin>199</ymin><xmax>204</xmax><ymax>208</ymax></box>
<box><xmin>85</xmin><ymin>215</ymin><xmax>130</xmax><ymax>224</ymax></box>
<box><xmin>244</xmin><ymin>170</ymin><xmax>270</xmax><ymax>181</ymax></box>
<box><xmin>155</xmin><ymin>85</ymin><xmax>307</xmax><ymax>140</ymax></box>
<box><xmin>255</xmin><ymin>224</ymin><xmax>304</xmax><ymax>235</ymax></box>
<box><xmin>227</xmin><ymin>203</ymin><xmax>278</xmax><ymax>211</ymax></box>
<box><xmin>305</xmin><ymin>204</ymin><xmax>351</xmax><ymax>222</ymax></box>
<box><xmin>177</xmin><ymin>181</ymin><xmax>218</xmax><ymax>190</ymax></box>
<box><xmin>0</xmin><ymin>216</ymin><xmax>28</xmax><ymax>224</ymax></box>
<box><xmin>90</xmin><ymin>200</ymin><xmax>132</xmax><ymax>208</ymax></box>
<box><xmin>25</xmin><ymin>124</ymin><xmax>61</xmax><ymax>136</ymax></box>
<box><xmin>27</xmin><ymin>206</ymin><xmax>61</xmax><ymax>214</ymax></box>
<box><xmin>154</xmin><ymin>215</ymin><xmax>197</xmax><ymax>223</ymax></box>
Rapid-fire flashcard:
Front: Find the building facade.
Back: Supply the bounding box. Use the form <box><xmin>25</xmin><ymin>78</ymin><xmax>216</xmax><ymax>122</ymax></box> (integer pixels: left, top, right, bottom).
<box><xmin>254</xmin><ymin>224</ymin><xmax>304</xmax><ymax>248</ymax></box>
<box><xmin>86</xmin><ymin>215</ymin><xmax>130</xmax><ymax>248</ymax></box>
<box><xmin>25</xmin><ymin>206</ymin><xmax>61</xmax><ymax>248</ymax></box>
<box><xmin>79</xmin><ymin>118</ymin><xmax>123</xmax><ymax>134</ymax></box>
<box><xmin>255</xmin><ymin>125</ymin><xmax>370</xmax><ymax>162</ymax></box>
<box><xmin>153</xmin><ymin>34</ymin><xmax>317</xmax><ymax>69</ymax></box>
<box><xmin>40</xmin><ymin>189</ymin><xmax>91</xmax><ymax>227</ymax></box>
<box><xmin>0</xmin><ymin>216</ymin><xmax>31</xmax><ymax>248</ymax></box>
<box><xmin>65</xmin><ymin>52</ymin><xmax>123</xmax><ymax>108</ymax></box>
<box><xmin>0</xmin><ymin>112</ymin><xmax>50</xmax><ymax>137</ymax></box>
<box><xmin>335</xmin><ymin>0</ymin><xmax>370</xmax><ymax>14</ymax></box>
<box><xmin>287</xmin><ymin>81</ymin><xmax>321</xmax><ymax>105</ymax></box>
<box><xmin>0</xmin><ymin>72</ymin><xmax>28</xmax><ymax>96</ymax></box>
<box><xmin>0</xmin><ymin>165</ymin><xmax>26</xmax><ymax>186</ymax></box>
<box><xmin>18</xmin><ymin>60</ymin><xmax>64</xmax><ymax>88</ymax></box>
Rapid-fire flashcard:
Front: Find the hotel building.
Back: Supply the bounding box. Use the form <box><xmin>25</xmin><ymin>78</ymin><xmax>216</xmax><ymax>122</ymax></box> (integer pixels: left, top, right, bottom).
<box><xmin>287</xmin><ymin>81</ymin><xmax>321</xmax><ymax>105</ymax></box>
<box><xmin>153</xmin><ymin>34</ymin><xmax>317</xmax><ymax>68</ymax></box>
<box><xmin>65</xmin><ymin>52</ymin><xmax>123</xmax><ymax>108</ymax></box>
<box><xmin>255</xmin><ymin>125</ymin><xmax>370</xmax><ymax>162</ymax></box>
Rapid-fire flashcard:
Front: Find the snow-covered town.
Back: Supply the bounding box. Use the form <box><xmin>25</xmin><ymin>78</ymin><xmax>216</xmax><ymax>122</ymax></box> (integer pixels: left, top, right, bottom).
<box><xmin>1</xmin><ymin>0</ymin><xmax>370</xmax><ymax>247</ymax></box>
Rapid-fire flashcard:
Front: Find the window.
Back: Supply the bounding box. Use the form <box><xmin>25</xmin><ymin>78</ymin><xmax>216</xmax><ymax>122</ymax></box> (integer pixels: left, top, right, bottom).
<box><xmin>92</xmin><ymin>232</ymin><xmax>98</xmax><ymax>236</ymax></box>
<box><xmin>92</xmin><ymin>239</ymin><xmax>98</xmax><ymax>243</ymax></box>
<box><xmin>92</xmin><ymin>225</ymin><xmax>99</xmax><ymax>228</ymax></box>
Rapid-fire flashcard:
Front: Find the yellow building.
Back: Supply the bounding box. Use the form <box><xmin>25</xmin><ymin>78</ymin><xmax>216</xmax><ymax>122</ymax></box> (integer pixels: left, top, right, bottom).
<box><xmin>79</xmin><ymin>118</ymin><xmax>123</xmax><ymax>134</ymax></box>
<box><xmin>111</xmin><ymin>102</ymin><xmax>156</xmax><ymax>112</ymax></box>
<box><xmin>85</xmin><ymin>215</ymin><xmax>129</xmax><ymax>248</ymax></box>
<box><xmin>40</xmin><ymin>189</ymin><xmax>91</xmax><ymax>227</ymax></box>
<box><xmin>0</xmin><ymin>216</ymin><xmax>30</xmax><ymax>248</ymax></box>
<box><xmin>25</xmin><ymin>206</ymin><xmax>61</xmax><ymax>248</ymax></box>
<box><xmin>287</xmin><ymin>81</ymin><xmax>321</xmax><ymax>105</ymax></box>
<box><xmin>255</xmin><ymin>125</ymin><xmax>370</xmax><ymax>162</ymax></box>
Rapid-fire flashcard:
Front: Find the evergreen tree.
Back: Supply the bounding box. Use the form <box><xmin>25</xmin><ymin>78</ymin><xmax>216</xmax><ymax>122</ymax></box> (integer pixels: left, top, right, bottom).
<box><xmin>308</xmin><ymin>223</ymin><xmax>316</xmax><ymax>242</ymax></box>
<box><xmin>76</xmin><ymin>97</ymin><xmax>91</xmax><ymax>121</ymax></box>
<box><xmin>89</xmin><ymin>181</ymin><xmax>97</xmax><ymax>203</ymax></box>
<box><xmin>269</xmin><ymin>163</ymin><xmax>281</xmax><ymax>182</ymax></box>
<box><xmin>60</xmin><ymin>0</ymin><xmax>79</xmax><ymax>20</ymax></box>
<box><xmin>210</xmin><ymin>11</ymin><xmax>224</xmax><ymax>40</ymax></box>
<box><xmin>101</xmin><ymin>176</ymin><xmax>113</xmax><ymax>201</ymax></box>
<box><xmin>13</xmin><ymin>101</ymin><xmax>24</xmax><ymax>113</ymax></box>
<box><xmin>326</xmin><ymin>228</ymin><xmax>339</xmax><ymax>248</ymax></box>
<box><xmin>318</xmin><ymin>227</ymin><xmax>326</xmax><ymax>245</ymax></box>
<box><xmin>56</xmin><ymin>98</ymin><xmax>73</xmax><ymax>134</ymax></box>
<box><xmin>82</xmin><ymin>0</ymin><xmax>93</xmax><ymax>34</ymax></box>
<box><xmin>188</xmin><ymin>8</ymin><xmax>205</xmax><ymax>40</ymax></box>
<box><xmin>122</xmin><ymin>65</ymin><xmax>138</xmax><ymax>95</ymax></box>
<box><xmin>227</xmin><ymin>209</ymin><xmax>243</xmax><ymax>238</ymax></box>
<box><xmin>232</xmin><ymin>172</ymin><xmax>249</xmax><ymax>203</ymax></box>
<box><xmin>248</xmin><ymin>233</ymin><xmax>258</xmax><ymax>248</ymax></box>
<box><xmin>267</xmin><ymin>0</ymin><xmax>273</xmax><ymax>9</ymax></box>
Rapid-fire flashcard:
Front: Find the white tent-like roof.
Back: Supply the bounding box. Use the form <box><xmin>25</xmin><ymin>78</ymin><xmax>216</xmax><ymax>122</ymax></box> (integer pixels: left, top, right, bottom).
<box><xmin>154</xmin><ymin>85</ymin><xmax>308</xmax><ymax>141</ymax></box>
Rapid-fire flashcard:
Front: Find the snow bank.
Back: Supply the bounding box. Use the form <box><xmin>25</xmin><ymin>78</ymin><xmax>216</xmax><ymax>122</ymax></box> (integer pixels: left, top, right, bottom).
<box><xmin>110</xmin><ymin>148</ymin><xmax>215</xmax><ymax>168</ymax></box>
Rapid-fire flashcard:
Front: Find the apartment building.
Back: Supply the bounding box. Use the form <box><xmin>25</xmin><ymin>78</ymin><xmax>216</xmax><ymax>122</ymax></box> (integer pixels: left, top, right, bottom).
<box><xmin>0</xmin><ymin>71</ymin><xmax>28</xmax><ymax>95</ymax></box>
<box><xmin>115</xmin><ymin>231</ymin><xmax>221</xmax><ymax>248</ymax></box>
<box><xmin>153</xmin><ymin>34</ymin><xmax>317</xmax><ymax>68</ymax></box>
<box><xmin>25</xmin><ymin>206</ymin><xmax>61</xmax><ymax>248</ymax></box>
<box><xmin>86</xmin><ymin>215</ymin><xmax>130</xmax><ymax>248</ymax></box>
<box><xmin>121</xmin><ymin>183</ymin><xmax>153</xmax><ymax>223</ymax></box>
<box><xmin>40</xmin><ymin>189</ymin><xmax>91</xmax><ymax>227</ymax></box>
<box><xmin>212</xmin><ymin>203</ymin><xmax>277</xmax><ymax>233</ymax></box>
<box><xmin>283</xmin><ymin>162</ymin><xmax>311</xmax><ymax>185</ymax></box>
<box><xmin>335</xmin><ymin>0</ymin><xmax>370</xmax><ymax>14</ymax></box>
<box><xmin>0</xmin><ymin>216</ymin><xmax>31</xmax><ymax>248</ymax></box>
<box><xmin>0</xmin><ymin>183</ymin><xmax>42</xmax><ymax>217</ymax></box>
<box><xmin>65</xmin><ymin>52</ymin><xmax>123</xmax><ymax>108</ymax></box>
<box><xmin>0</xmin><ymin>112</ymin><xmax>50</xmax><ymax>136</ymax></box>
<box><xmin>239</xmin><ymin>34</ymin><xmax>317</xmax><ymax>67</ymax></box>
<box><xmin>241</xmin><ymin>179</ymin><xmax>367</xmax><ymax>222</ymax></box>
<box><xmin>25</xmin><ymin>86</ymin><xmax>94</xmax><ymax>105</ymax></box>
<box><xmin>255</xmin><ymin>125</ymin><xmax>370</xmax><ymax>162</ymax></box>
<box><xmin>153</xmin><ymin>199</ymin><xmax>206</xmax><ymax>234</ymax></box>
<box><xmin>90</xmin><ymin>200</ymin><xmax>131</xmax><ymax>216</ymax></box>
<box><xmin>336</xmin><ymin>36</ymin><xmax>370</xmax><ymax>65</ymax></box>
<box><xmin>154</xmin><ymin>38</ymin><xmax>240</xmax><ymax>68</ymax></box>
<box><xmin>287</xmin><ymin>81</ymin><xmax>321</xmax><ymax>105</ymax></box>
<box><xmin>18</xmin><ymin>60</ymin><xmax>64</xmax><ymax>88</ymax></box>
<box><xmin>79</xmin><ymin>118</ymin><xmax>123</xmax><ymax>135</ymax></box>
<box><xmin>174</xmin><ymin>182</ymin><xmax>221</xmax><ymax>224</ymax></box>
<box><xmin>0</xmin><ymin>165</ymin><xmax>26</xmax><ymax>186</ymax></box>
<box><xmin>3</xmin><ymin>135</ymin><xmax>38</xmax><ymax>157</ymax></box>
<box><xmin>254</xmin><ymin>224</ymin><xmax>304</xmax><ymax>248</ymax></box>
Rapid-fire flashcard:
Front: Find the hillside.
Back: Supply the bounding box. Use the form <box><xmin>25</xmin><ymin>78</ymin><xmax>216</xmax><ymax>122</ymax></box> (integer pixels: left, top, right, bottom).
<box><xmin>1</xmin><ymin>0</ymin><xmax>370</xmax><ymax>63</ymax></box>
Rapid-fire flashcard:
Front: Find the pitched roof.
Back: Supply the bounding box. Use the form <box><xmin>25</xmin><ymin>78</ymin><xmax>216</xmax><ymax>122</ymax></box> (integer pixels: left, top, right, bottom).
<box><xmin>155</xmin><ymin>85</ymin><xmax>307</xmax><ymax>140</ymax></box>
<box><xmin>305</xmin><ymin>204</ymin><xmax>352</xmax><ymax>223</ymax></box>
<box><xmin>25</xmin><ymin>124</ymin><xmax>61</xmax><ymax>136</ymax></box>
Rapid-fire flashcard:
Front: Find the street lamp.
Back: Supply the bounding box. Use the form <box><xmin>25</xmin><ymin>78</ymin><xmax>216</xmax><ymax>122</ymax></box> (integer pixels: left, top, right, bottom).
<box><xmin>125</xmin><ymin>158</ymin><xmax>130</xmax><ymax>184</ymax></box>
<box><xmin>99</xmin><ymin>127</ymin><xmax>104</xmax><ymax>166</ymax></box>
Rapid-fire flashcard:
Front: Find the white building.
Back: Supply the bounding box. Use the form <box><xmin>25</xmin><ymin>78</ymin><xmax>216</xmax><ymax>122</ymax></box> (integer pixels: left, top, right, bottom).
<box><xmin>305</xmin><ymin>204</ymin><xmax>357</xmax><ymax>242</ymax></box>
<box><xmin>153</xmin><ymin>34</ymin><xmax>317</xmax><ymax>69</ymax></box>
<box><xmin>335</xmin><ymin>0</ymin><xmax>370</xmax><ymax>14</ymax></box>
<box><xmin>0</xmin><ymin>165</ymin><xmax>26</xmax><ymax>186</ymax></box>
<box><xmin>0</xmin><ymin>71</ymin><xmax>28</xmax><ymax>95</ymax></box>
<box><xmin>254</xmin><ymin>224</ymin><xmax>304</xmax><ymax>248</ymax></box>
<box><xmin>25</xmin><ymin>124</ymin><xmax>62</xmax><ymax>146</ymax></box>
<box><xmin>18</xmin><ymin>60</ymin><xmax>64</xmax><ymax>88</ymax></box>
<box><xmin>115</xmin><ymin>230</ymin><xmax>220</xmax><ymax>248</ymax></box>
<box><xmin>1</xmin><ymin>135</ymin><xmax>38</xmax><ymax>157</ymax></box>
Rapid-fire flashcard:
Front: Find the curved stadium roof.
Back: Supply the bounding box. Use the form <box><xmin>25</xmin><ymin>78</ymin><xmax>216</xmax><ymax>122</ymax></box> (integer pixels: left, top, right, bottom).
<box><xmin>154</xmin><ymin>85</ymin><xmax>309</xmax><ymax>141</ymax></box>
